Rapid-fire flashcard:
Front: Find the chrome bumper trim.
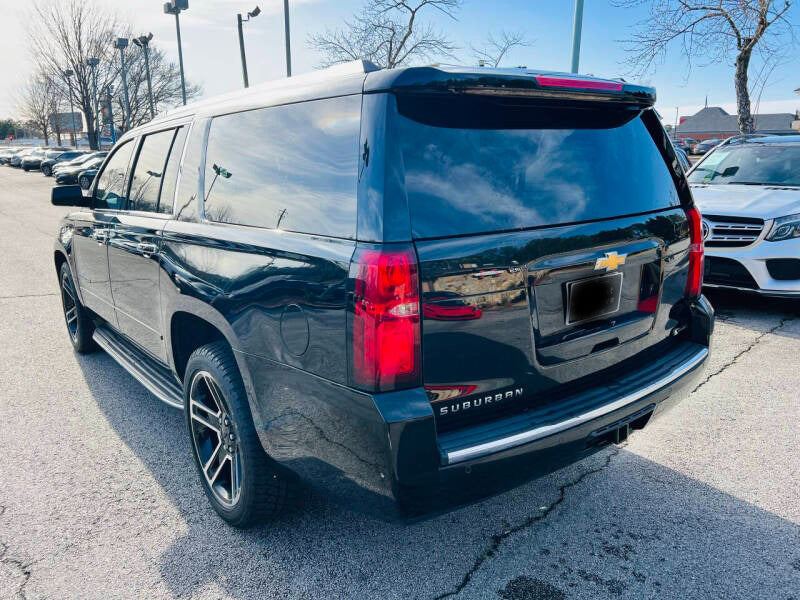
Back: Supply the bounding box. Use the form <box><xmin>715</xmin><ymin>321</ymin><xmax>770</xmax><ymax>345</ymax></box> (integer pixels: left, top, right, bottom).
<box><xmin>445</xmin><ymin>346</ymin><xmax>709</xmax><ymax>465</ymax></box>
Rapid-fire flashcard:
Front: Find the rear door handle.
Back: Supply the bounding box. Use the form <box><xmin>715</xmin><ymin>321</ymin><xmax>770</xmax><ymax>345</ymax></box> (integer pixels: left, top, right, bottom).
<box><xmin>137</xmin><ymin>242</ymin><xmax>158</xmax><ymax>256</ymax></box>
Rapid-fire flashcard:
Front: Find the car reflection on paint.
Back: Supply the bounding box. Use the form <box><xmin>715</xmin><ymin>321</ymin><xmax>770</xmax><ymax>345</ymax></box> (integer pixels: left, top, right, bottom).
<box><xmin>422</xmin><ymin>291</ymin><xmax>483</xmax><ymax>321</ymax></box>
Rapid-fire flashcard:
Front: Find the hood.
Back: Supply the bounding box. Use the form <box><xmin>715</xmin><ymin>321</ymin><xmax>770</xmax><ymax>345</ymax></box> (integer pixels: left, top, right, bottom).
<box><xmin>690</xmin><ymin>184</ymin><xmax>800</xmax><ymax>220</ymax></box>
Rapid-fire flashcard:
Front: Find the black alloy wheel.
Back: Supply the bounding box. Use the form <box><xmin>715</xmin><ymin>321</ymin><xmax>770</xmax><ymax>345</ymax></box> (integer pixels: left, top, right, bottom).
<box><xmin>188</xmin><ymin>370</ymin><xmax>244</xmax><ymax>508</ymax></box>
<box><xmin>58</xmin><ymin>262</ymin><xmax>96</xmax><ymax>353</ymax></box>
<box><xmin>184</xmin><ymin>341</ymin><xmax>289</xmax><ymax>528</ymax></box>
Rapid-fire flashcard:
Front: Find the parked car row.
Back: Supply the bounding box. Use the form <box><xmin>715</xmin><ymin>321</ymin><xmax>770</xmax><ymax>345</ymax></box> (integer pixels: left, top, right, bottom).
<box><xmin>674</xmin><ymin>137</ymin><xmax>722</xmax><ymax>155</ymax></box>
<box><xmin>1</xmin><ymin>146</ymin><xmax>106</xmax><ymax>188</ymax></box>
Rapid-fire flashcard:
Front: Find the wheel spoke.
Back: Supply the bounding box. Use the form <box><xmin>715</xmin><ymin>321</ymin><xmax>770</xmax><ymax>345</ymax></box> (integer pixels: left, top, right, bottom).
<box><xmin>191</xmin><ymin>408</ymin><xmax>220</xmax><ymax>434</ymax></box>
<box><xmin>203</xmin><ymin>374</ymin><xmax>225</xmax><ymax>413</ymax></box>
<box><xmin>203</xmin><ymin>441</ymin><xmax>222</xmax><ymax>475</ymax></box>
<box><xmin>209</xmin><ymin>453</ymin><xmax>229</xmax><ymax>486</ymax></box>
<box><xmin>62</xmin><ymin>283</ymin><xmax>74</xmax><ymax>302</ymax></box>
<box><xmin>231</xmin><ymin>452</ymin><xmax>241</xmax><ymax>499</ymax></box>
<box><xmin>65</xmin><ymin>307</ymin><xmax>77</xmax><ymax>325</ymax></box>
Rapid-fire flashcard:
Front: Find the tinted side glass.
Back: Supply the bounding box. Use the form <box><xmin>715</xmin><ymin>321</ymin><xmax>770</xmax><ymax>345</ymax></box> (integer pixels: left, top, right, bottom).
<box><xmin>158</xmin><ymin>127</ymin><xmax>188</xmax><ymax>214</ymax></box>
<box><xmin>94</xmin><ymin>141</ymin><xmax>134</xmax><ymax>210</ymax></box>
<box><xmin>203</xmin><ymin>95</ymin><xmax>360</xmax><ymax>238</ymax></box>
<box><xmin>174</xmin><ymin>121</ymin><xmax>205</xmax><ymax>222</ymax></box>
<box><xmin>128</xmin><ymin>129</ymin><xmax>177</xmax><ymax>213</ymax></box>
<box><xmin>392</xmin><ymin>95</ymin><xmax>680</xmax><ymax>239</ymax></box>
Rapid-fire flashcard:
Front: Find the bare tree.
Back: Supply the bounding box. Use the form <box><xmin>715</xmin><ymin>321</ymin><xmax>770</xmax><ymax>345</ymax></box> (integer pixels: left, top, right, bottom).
<box><xmin>309</xmin><ymin>0</ymin><xmax>462</xmax><ymax>68</ymax></box>
<box><xmin>470</xmin><ymin>30</ymin><xmax>531</xmax><ymax>68</ymax></box>
<box><xmin>113</xmin><ymin>44</ymin><xmax>201</xmax><ymax>132</ymax></box>
<box><xmin>26</xmin><ymin>0</ymin><xmax>199</xmax><ymax>148</ymax></box>
<box><xmin>18</xmin><ymin>72</ymin><xmax>60</xmax><ymax>146</ymax></box>
<box><xmin>614</xmin><ymin>0</ymin><xmax>794</xmax><ymax>133</ymax></box>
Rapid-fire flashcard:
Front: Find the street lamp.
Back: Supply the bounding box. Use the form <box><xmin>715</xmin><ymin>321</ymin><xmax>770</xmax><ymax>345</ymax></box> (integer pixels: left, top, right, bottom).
<box><xmin>86</xmin><ymin>57</ymin><xmax>100</xmax><ymax>149</ymax></box>
<box><xmin>163</xmin><ymin>0</ymin><xmax>188</xmax><ymax>105</ymax></box>
<box><xmin>63</xmin><ymin>69</ymin><xmax>78</xmax><ymax>148</ymax></box>
<box><xmin>570</xmin><ymin>0</ymin><xmax>584</xmax><ymax>73</ymax></box>
<box><xmin>114</xmin><ymin>37</ymin><xmax>131</xmax><ymax>131</ymax></box>
<box><xmin>133</xmin><ymin>33</ymin><xmax>156</xmax><ymax>119</ymax></box>
<box><xmin>237</xmin><ymin>6</ymin><xmax>260</xmax><ymax>88</ymax></box>
<box><xmin>283</xmin><ymin>0</ymin><xmax>291</xmax><ymax>77</ymax></box>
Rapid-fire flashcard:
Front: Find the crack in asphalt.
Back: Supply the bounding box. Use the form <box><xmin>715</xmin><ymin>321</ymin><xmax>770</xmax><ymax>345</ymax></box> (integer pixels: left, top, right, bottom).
<box><xmin>691</xmin><ymin>316</ymin><xmax>796</xmax><ymax>395</ymax></box>
<box><xmin>0</xmin><ymin>293</ymin><xmax>59</xmax><ymax>300</ymax></box>
<box><xmin>433</xmin><ymin>448</ymin><xmax>620</xmax><ymax>599</ymax></box>
<box><xmin>0</xmin><ymin>506</ymin><xmax>32</xmax><ymax>600</ymax></box>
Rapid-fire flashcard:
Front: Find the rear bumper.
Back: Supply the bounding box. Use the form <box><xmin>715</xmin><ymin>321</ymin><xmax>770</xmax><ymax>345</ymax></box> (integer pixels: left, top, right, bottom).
<box><xmin>243</xmin><ymin>296</ymin><xmax>713</xmax><ymax>518</ymax></box>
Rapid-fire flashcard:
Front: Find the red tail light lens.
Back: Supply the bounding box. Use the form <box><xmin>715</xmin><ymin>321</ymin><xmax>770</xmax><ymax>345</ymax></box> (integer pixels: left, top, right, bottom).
<box><xmin>685</xmin><ymin>207</ymin><xmax>704</xmax><ymax>298</ymax></box>
<box><xmin>351</xmin><ymin>245</ymin><xmax>421</xmax><ymax>392</ymax></box>
<box><xmin>535</xmin><ymin>75</ymin><xmax>623</xmax><ymax>92</ymax></box>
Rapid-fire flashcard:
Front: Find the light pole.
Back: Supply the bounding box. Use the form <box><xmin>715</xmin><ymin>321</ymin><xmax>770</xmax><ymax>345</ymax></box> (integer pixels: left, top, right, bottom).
<box><xmin>237</xmin><ymin>6</ymin><xmax>261</xmax><ymax>88</ymax></box>
<box><xmin>114</xmin><ymin>37</ymin><xmax>131</xmax><ymax>131</ymax></box>
<box><xmin>163</xmin><ymin>0</ymin><xmax>188</xmax><ymax>105</ymax></box>
<box><xmin>63</xmin><ymin>69</ymin><xmax>78</xmax><ymax>148</ymax></box>
<box><xmin>87</xmin><ymin>57</ymin><xmax>100</xmax><ymax>149</ymax></box>
<box><xmin>133</xmin><ymin>33</ymin><xmax>156</xmax><ymax>119</ymax></box>
<box><xmin>570</xmin><ymin>0</ymin><xmax>584</xmax><ymax>74</ymax></box>
<box><xmin>283</xmin><ymin>0</ymin><xmax>291</xmax><ymax>77</ymax></box>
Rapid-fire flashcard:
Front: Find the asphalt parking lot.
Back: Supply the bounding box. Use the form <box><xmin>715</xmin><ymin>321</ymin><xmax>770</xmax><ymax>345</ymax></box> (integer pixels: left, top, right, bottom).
<box><xmin>0</xmin><ymin>166</ymin><xmax>798</xmax><ymax>600</ymax></box>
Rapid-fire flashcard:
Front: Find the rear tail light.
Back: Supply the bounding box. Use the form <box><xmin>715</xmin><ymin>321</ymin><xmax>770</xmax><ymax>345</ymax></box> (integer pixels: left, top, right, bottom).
<box><xmin>534</xmin><ymin>75</ymin><xmax>624</xmax><ymax>92</ymax></box>
<box><xmin>351</xmin><ymin>244</ymin><xmax>421</xmax><ymax>392</ymax></box>
<box><xmin>685</xmin><ymin>207</ymin><xmax>704</xmax><ymax>298</ymax></box>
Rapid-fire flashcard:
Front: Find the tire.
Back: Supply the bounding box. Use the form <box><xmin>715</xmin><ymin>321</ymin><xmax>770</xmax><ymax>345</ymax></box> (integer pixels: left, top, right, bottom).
<box><xmin>22</xmin><ymin>166</ymin><xmax>29</xmax><ymax>172</ymax></box>
<box><xmin>58</xmin><ymin>261</ymin><xmax>96</xmax><ymax>354</ymax></box>
<box><xmin>79</xmin><ymin>175</ymin><xmax>90</xmax><ymax>190</ymax></box>
<box><xmin>42</xmin><ymin>165</ymin><xmax>51</xmax><ymax>176</ymax></box>
<box><xmin>184</xmin><ymin>341</ymin><xmax>288</xmax><ymax>528</ymax></box>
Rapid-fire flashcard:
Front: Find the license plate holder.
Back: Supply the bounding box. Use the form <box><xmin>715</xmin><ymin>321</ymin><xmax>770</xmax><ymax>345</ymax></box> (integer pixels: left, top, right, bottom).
<box><xmin>565</xmin><ymin>272</ymin><xmax>623</xmax><ymax>326</ymax></box>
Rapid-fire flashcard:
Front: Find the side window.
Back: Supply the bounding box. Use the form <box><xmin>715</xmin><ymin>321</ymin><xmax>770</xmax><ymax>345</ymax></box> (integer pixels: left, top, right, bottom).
<box><xmin>127</xmin><ymin>129</ymin><xmax>177</xmax><ymax>213</ymax></box>
<box><xmin>174</xmin><ymin>121</ymin><xmax>206</xmax><ymax>222</ymax></box>
<box><xmin>158</xmin><ymin>127</ymin><xmax>188</xmax><ymax>214</ymax></box>
<box><xmin>203</xmin><ymin>95</ymin><xmax>360</xmax><ymax>238</ymax></box>
<box><xmin>94</xmin><ymin>141</ymin><xmax>134</xmax><ymax>210</ymax></box>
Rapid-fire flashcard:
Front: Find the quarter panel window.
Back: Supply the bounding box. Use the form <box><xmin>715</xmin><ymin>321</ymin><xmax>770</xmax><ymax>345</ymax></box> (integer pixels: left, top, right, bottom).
<box><xmin>128</xmin><ymin>129</ymin><xmax>177</xmax><ymax>213</ymax></box>
<box><xmin>94</xmin><ymin>141</ymin><xmax>135</xmax><ymax>210</ymax></box>
<box><xmin>158</xmin><ymin>127</ymin><xmax>188</xmax><ymax>214</ymax></box>
<box><xmin>203</xmin><ymin>95</ymin><xmax>360</xmax><ymax>238</ymax></box>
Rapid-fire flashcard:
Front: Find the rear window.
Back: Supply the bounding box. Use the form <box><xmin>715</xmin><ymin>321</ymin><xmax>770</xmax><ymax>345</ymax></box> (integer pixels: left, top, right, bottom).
<box><xmin>203</xmin><ymin>95</ymin><xmax>361</xmax><ymax>238</ymax></box>
<box><xmin>393</xmin><ymin>95</ymin><xmax>679</xmax><ymax>239</ymax></box>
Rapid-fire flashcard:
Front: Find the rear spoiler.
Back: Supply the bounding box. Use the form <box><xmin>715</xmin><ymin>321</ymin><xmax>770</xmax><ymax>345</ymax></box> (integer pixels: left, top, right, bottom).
<box><xmin>364</xmin><ymin>66</ymin><xmax>656</xmax><ymax>107</ymax></box>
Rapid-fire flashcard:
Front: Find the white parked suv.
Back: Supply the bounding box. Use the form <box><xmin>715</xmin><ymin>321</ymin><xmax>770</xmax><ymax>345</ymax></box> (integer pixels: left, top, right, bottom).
<box><xmin>688</xmin><ymin>135</ymin><xmax>800</xmax><ymax>297</ymax></box>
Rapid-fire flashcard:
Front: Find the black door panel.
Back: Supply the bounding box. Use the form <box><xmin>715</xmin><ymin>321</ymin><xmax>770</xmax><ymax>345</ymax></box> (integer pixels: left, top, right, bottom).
<box><xmin>108</xmin><ymin>213</ymin><xmax>169</xmax><ymax>361</ymax></box>
<box><xmin>71</xmin><ymin>210</ymin><xmax>118</xmax><ymax>325</ymax></box>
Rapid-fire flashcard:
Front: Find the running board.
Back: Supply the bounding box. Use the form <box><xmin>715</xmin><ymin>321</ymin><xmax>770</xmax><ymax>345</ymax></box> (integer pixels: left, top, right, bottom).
<box><xmin>93</xmin><ymin>325</ymin><xmax>184</xmax><ymax>410</ymax></box>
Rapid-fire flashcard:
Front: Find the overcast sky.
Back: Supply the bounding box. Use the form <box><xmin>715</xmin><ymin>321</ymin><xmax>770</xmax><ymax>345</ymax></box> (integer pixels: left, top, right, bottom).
<box><xmin>0</xmin><ymin>0</ymin><xmax>797</xmax><ymax>122</ymax></box>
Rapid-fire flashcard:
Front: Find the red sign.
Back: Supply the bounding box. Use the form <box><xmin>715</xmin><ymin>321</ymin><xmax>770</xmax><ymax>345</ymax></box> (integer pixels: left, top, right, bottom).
<box><xmin>6</xmin><ymin>135</ymin><xmax>12</xmax><ymax>141</ymax></box>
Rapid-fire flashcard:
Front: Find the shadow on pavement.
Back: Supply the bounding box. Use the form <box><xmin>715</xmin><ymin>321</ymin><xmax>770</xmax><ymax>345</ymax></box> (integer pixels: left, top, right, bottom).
<box><xmin>76</xmin><ymin>348</ymin><xmax>800</xmax><ymax>600</ymax></box>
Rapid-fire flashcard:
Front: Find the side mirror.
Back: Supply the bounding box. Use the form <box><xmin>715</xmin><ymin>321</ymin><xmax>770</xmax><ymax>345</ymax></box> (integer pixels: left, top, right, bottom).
<box><xmin>52</xmin><ymin>185</ymin><xmax>92</xmax><ymax>207</ymax></box>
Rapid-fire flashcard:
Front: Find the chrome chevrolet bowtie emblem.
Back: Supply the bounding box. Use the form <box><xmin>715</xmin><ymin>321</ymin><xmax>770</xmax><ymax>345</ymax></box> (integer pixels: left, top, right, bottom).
<box><xmin>595</xmin><ymin>251</ymin><xmax>627</xmax><ymax>272</ymax></box>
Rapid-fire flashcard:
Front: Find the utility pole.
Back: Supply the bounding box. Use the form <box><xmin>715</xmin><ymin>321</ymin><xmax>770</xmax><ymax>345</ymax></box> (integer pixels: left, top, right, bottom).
<box><xmin>114</xmin><ymin>38</ymin><xmax>131</xmax><ymax>131</ymax></box>
<box><xmin>163</xmin><ymin>1</ymin><xmax>189</xmax><ymax>105</ymax></box>
<box><xmin>63</xmin><ymin>69</ymin><xmax>78</xmax><ymax>148</ymax></box>
<box><xmin>133</xmin><ymin>33</ymin><xmax>156</xmax><ymax>119</ymax></box>
<box><xmin>570</xmin><ymin>0</ymin><xmax>584</xmax><ymax>74</ymax></box>
<box><xmin>106</xmin><ymin>85</ymin><xmax>117</xmax><ymax>144</ymax></box>
<box><xmin>237</xmin><ymin>7</ymin><xmax>261</xmax><ymax>88</ymax></box>
<box><xmin>87</xmin><ymin>57</ymin><xmax>100</xmax><ymax>149</ymax></box>
<box><xmin>283</xmin><ymin>0</ymin><xmax>292</xmax><ymax>77</ymax></box>
<box><xmin>674</xmin><ymin>107</ymin><xmax>679</xmax><ymax>140</ymax></box>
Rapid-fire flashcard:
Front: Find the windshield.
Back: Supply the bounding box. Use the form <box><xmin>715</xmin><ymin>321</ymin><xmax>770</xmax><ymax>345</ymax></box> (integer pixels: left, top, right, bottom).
<box><xmin>689</xmin><ymin>145</ymin><xmax>800</xmax><ymax>186</ymax></box>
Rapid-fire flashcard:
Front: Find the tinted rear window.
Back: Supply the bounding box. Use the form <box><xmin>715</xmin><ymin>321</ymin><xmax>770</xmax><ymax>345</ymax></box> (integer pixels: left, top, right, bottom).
<box><xmin>393</xmin><ymin>95</ymin><xmax>679</xmax><ymax>239</ymax></box>
<box><xmin>203</xmin><ymin>95</ymin><xmax>361</xmax><ymax>238</ymax></box>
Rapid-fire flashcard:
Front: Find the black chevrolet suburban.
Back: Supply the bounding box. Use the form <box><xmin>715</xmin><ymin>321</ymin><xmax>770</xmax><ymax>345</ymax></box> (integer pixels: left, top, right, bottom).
<box><xmin>52</xmin><ymin>61</ymin><xmax>713</xmax><ymax>527</ymax></box>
